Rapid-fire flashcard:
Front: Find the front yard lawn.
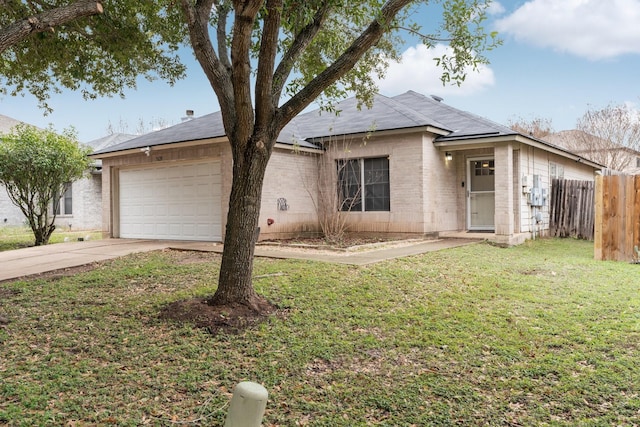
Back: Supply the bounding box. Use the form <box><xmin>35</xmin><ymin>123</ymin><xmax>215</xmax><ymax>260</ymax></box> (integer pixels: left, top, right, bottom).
<box><xmin>1</xmin><ymin>238</ymin><xmax>638</xmax><ymax>425</ymax></box>
<box><xmin>0</xmin><ymin>226</ymin><xmax>102</xmax><ymax>252</ymax></box>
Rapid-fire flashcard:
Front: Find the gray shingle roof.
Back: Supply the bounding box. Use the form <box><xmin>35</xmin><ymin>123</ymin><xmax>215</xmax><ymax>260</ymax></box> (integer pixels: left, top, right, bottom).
<box><xmin>91</xmin><ymin>91</ymin><xmax>520</xmax><ymax>156</ymax></box>
<box><xmin>280</xmin><ymin>90</ymin><xmax>517</xmax><ymax>143</ymax></box>
<box><xmin>391</xmin><ymin>91</ymin><xmax>517</xmax><ymax>141</ymax></box>
<box><xmin>86</xmin><ymin>133</ymin><xmax>137</xmax><ymax>151</ymax></box>
<box><xmin>92</xmin><ymin>112</ymin><xmax>227</xmax><ymax>155</ymax></box>
<box><xmin>279</xmin><ymin>93</ymin><xmax>449</xmax><ymax>143</ymax></box>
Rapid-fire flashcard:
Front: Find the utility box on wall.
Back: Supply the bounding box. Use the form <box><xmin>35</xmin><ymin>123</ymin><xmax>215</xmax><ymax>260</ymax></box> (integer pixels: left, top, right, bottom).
<box><xmin>527</xmin><ymin>174</ymin><xmax>545</xmax><ymax>207</ymax></box>
<box><xmin>529</xmin><ymin>187</ymin><xmax>544</xmax><ymax>207</ymax></box>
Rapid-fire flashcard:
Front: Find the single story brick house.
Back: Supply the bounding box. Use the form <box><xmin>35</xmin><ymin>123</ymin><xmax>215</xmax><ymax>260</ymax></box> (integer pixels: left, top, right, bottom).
<box><xmin>0</xmin><ymin>114</ymin><xmax>24</xmax><ymax>227</ymax></box>
<box><xmin>0</xmin><ymin>113</ymin><xmax>133</xmax><ymax>231</ymax></box>
<box><xmin>91</xmin><ymin>91</ymin><xmax>602</xmax><ymax>246</ymax></box>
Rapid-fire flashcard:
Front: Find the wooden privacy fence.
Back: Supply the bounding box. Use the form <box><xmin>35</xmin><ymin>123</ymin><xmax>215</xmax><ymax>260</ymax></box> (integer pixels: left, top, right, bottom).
<box><xmin>549</xmin><ymin>179</ymin><xmax>595</xmax><ymax>240</ymax></box>
<box><xmin>595</xmin><ymin>175</ymin><xmax>640</xmax><ymax>262</ymax></box>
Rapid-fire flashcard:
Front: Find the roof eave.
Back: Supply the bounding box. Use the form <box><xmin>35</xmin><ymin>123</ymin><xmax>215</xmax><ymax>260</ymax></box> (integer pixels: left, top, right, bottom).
<box><xmin>274</xmin><ymin>142</ymin><xmax>324</xmax><ymax>153</ymax></box>
<box><xmin>435</xmin><ymin>134</ymin><xmax>604</xmax><ymax>169</ymax></box>
<box><xmin>306</xmin><ymin>125</ymin><xmax>450</xmax><ymax>143</ymax></box>
<box><xmin>90</xmin><ymin>136</ymin><xmax>229</xmax><ymax>159</ymax></box>
<box><xmin>514</xmin><ymin>134</ymin><xmax>605</xmax><ymax>169</ymax></box>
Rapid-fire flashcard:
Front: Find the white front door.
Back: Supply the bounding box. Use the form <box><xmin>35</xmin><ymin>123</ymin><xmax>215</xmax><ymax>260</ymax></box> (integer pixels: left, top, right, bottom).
<box><xmin>468</xmin><ymin>158</ymin><xmax>495</xmax><ymax>231</ymax></box>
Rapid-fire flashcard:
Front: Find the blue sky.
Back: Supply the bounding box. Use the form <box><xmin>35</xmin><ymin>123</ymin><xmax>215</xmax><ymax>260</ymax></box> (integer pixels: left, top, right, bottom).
<box><xmin>3</xmin><ymin>0</ymin><xmax>640</xmax><ymax>143</ymax></box>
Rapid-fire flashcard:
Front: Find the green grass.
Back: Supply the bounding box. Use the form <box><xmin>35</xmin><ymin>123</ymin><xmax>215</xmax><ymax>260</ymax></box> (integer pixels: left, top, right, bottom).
<box><xmin>0</xmin><ymin>226</ymin><xmax>102</xmax><ymax>252</ymax></box>
<box><xmin>1</xmin><ymin>238</ymin><xmax>639</xmax><ymax>426</ymax></box>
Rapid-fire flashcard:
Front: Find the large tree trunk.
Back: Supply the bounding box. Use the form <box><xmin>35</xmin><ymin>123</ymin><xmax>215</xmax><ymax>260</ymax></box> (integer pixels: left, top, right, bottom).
<box><xmin>209</xmin><ymin>134</ymin><xmax>272</xmax><ymax>310</ymax></box>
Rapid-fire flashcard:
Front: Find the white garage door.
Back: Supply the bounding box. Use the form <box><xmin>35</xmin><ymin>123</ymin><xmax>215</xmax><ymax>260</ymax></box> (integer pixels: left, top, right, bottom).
<box><xmin>119</xmin><ymin>160</ymin><xmax>222</xmax><ymax>241</ymax></box>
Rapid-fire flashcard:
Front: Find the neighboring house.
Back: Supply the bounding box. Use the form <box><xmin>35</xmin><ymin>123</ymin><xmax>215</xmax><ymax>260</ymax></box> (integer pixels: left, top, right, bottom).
<box><xmin>91</xmin><ymin>91</ymin><xmax>602</xmax><ymax>246</ymax></box>
<box><xmin>544</xmin><ymin>129</ymin><xmax>640</xmax><ymax>174</ymax></box>
<box><xmin>0</xmin><ymin>114</ymin><xmax>26</xmax><ymax>226</ymax></box>
<box><xmin>53</xmin><ymin>133</ymin><xmax>136</xmax><ymax>231</ymax></box>
<box><xmin>0</xmin><ymin>113</ymin><xmax>134</xmax><ymax>230</ymax></box>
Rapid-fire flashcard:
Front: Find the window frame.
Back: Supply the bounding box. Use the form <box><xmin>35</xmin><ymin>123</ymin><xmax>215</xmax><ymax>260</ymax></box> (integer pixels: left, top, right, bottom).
<box><xmin>337</xmin><ymin>156</ymin><xmax>390</xmax><ymax>212</ymax></box>
<box><xmin>473</xmin><ymin>159</ymin><xmax>495</xmax><ymax>176</ymax></box>
<box><xmin>550</xmin><ymin>162</ymin><xmax>565</xmax><ymax>180</ymax></box>
<box><xmin>54</xmin><ymin>183</ymin><xmax>73</xmax><ymax>216</ymax></box>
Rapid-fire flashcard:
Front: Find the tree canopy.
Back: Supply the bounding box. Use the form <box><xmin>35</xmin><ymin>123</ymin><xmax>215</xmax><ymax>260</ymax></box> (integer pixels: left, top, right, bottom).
<box><xmin>0</xmin><ymin>124</ymin><xmax>92</xmax><ymax>245</ymax></box>
<box><xmin>0</xmin><ymin>1</ymin><xmax>186</xmax><ymax>110</ymax></box>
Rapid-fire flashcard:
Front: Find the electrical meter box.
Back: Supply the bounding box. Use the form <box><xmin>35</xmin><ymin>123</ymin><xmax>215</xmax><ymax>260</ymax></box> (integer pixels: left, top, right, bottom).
<box><xmin>527</xmin><ymin>174</ymin><xmax>544</xmax><ymax>207</ymax></box>
<box><xmin>529</xmin><ymin>187</ymin><xmax>544</xmax><ymax>207</ymax></box>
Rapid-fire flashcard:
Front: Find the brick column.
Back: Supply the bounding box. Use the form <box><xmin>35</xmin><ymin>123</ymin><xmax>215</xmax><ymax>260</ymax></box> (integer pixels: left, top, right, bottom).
<box><xmin>494</xmin><ymin>143</ymin><xmax>514</xmax><ymax>241</ymax></box>
<box><xmin>101</xmin><ymin>164</ymin><xmax>113</xmax><ymax>238</ymax></box>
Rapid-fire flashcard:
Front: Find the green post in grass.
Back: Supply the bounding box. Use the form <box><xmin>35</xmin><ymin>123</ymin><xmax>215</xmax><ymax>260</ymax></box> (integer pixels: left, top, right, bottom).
<box><xmin>225</xmin><ymin>381</ymin><xmax>268</xmax><ymax>427</ymax></box>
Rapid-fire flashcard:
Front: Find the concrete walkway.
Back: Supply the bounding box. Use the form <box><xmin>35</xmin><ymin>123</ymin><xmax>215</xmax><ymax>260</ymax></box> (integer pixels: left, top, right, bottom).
<box><xmin>175</xmin><ymin>238</ymin><xmax>481</xmax><ymax>265</ymax></box>
<box><xmin>0</xmin><ymin>237</ymin><xmax>482</xmax><ymax>282</ymax></box>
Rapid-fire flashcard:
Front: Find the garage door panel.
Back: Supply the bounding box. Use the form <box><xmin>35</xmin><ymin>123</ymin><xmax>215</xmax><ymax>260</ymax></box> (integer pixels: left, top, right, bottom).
<box><xmin>182</xmin><ymin>186</ymin><xmax>196</xmax><ymax>198</ymax></box>
<box><xmin>119</xmin><ymin>160</ymin><xmax>221</xmax><ymax>241</ymax></box>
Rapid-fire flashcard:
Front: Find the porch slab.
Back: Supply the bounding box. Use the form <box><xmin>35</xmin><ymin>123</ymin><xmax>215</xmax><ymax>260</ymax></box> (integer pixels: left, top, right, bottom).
<box><xmin>439</xmin><ymin>231</ymin><xmax>530</xmax><ymax>246</ymax></box>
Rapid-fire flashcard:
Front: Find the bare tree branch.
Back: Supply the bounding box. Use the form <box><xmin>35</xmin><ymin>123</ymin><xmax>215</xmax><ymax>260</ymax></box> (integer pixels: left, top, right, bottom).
<box><xmin>394</xmin><ymin>25</ymin><xmax>453</xmax><ymax>43</ymax></box>
<box><xmin>255</xmin><ymin>0</ymin><xmax>282</xmax><ymax>136</ymax></box>
<box><xmin>0</xmin><ymin>0</ymin><xmax>103</xmax><ymax>53</ymax></box>
<box><xmin>271</xmin><ymin>2</ymin><xmax>332</xmax><ymax>100</ymax></box>
<box><xmin>181</xmin><ymin>0</ymin><xmax>235</xmax><ymax>131</ymax></box>
<box><xmin>229</xmin><ymin>0</ymin><xmax>263</xmax><ymax>148</ymax></box>
<box><xmin>216</xmin><ymin>2</ymin><xmax>232</xmax><ymax>71</ymax></box>
<box><xmin>575</xmin><ymin>104</ymin><xmax>640</xmax><ymax>172</ymax></box>
<box><xmin>277</xmin><ymin>0</ymin><xmax>411</xmax><ymax>125</ymax></box>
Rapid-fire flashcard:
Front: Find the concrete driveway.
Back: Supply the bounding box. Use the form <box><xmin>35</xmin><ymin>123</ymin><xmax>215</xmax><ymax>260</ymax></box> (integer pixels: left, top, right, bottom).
<box><xmin>0</xmin><ymin>239</ymin><xmax>174</xmax><ymax>282</ymax></box>
<box><xmin>0</xmin><ymin>237</ymin><xmax>481</xmax><ymax>283</ymax></box>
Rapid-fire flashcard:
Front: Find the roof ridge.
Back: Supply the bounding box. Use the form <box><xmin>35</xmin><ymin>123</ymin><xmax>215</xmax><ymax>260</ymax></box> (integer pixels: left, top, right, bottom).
<box><xmin>374</xmin><ymin>93</ymin><xmax>437</xmax><ymax>127</ymax></box>
<box><xmin>386</xmin><ymin>91</ymin><xmax>451</xmax><ymax>131</ymax></box>
<box><xmin>450</xmin><ymin>106</ymin><xmax>515</xmax><ymax>134</ymax></box>
<box><xmin>398</xmin><ymin>91</ymin><xmax>516</xmax><ymax>136</ymax></box>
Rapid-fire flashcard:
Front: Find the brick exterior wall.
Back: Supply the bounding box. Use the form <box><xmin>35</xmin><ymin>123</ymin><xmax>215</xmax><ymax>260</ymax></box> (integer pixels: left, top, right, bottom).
<box><xmin>423</xmin><ymin>134</ymin><xmax>458</xmax><ymax>234</ymax></box>
<box><xmin>95</xmin><ymin>134</ymin><xmax>599</xmax><ymax>244</ymax></box>
<box><xmin>318</xmin><ymin>132</ymin><xmax>432</xmax><ymax>235</ymax></box>
<box><xmin>53</xmin><ymin>174</ymin><xmax>103</xmax><ymax>231</ymax></box>
<box><xmin>1</xmin><ymin>174</ymin><xmax>103</xmax><ymax>231</ymax></box>
<box><xmin>0</xmin><ymin>188</ymin><xmax>25</xmax><ymax>226</ymax></box>
<box><xmin>259</xmin><ymin>148</ymin><xmax>321</xmax><ymax>239</ymax></box>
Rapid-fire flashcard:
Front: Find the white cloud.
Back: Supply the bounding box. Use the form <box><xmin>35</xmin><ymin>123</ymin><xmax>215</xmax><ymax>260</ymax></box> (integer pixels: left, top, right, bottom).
<box><xmin>487</xmin><ymin>1</ymin><xmax>506</xmax><ymax>15</ymax></box>
<box><xmin>375</xmin><ymin>44</ymin><xmax>496</xmax><ymax>97</ymax></box>
<box><xmin>495</xmin><ymin>0</ymin><xmax>640</xmax><ymax>60</ymax></box>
